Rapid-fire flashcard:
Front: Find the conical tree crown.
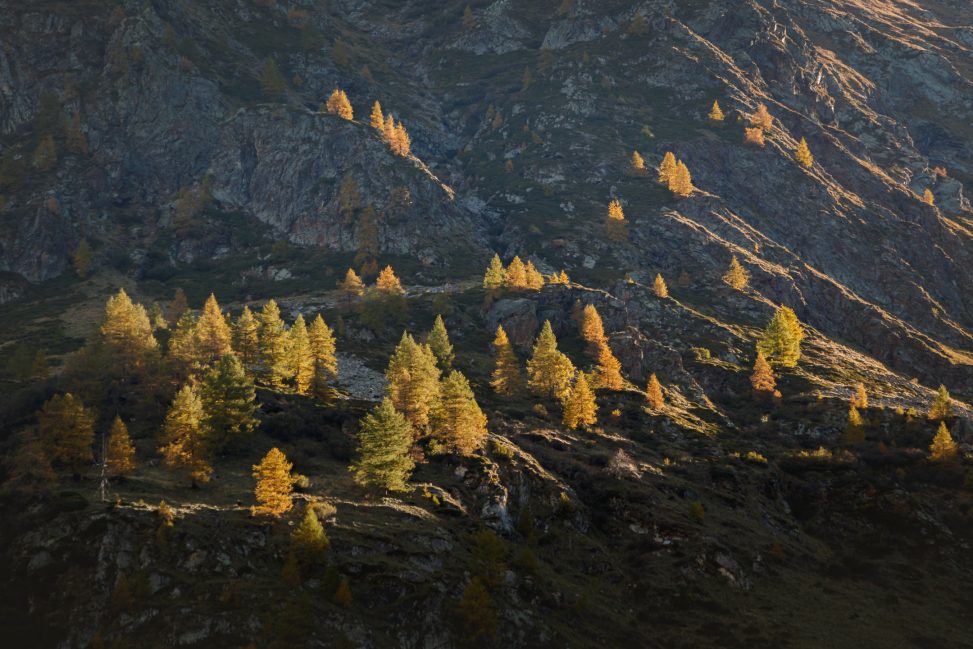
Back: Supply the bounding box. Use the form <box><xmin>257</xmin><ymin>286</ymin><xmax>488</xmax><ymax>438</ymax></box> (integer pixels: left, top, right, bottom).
<box><xmin>607</xmin><ymin>199</ymin><xmax>625</xmax><ymax>221</ymax></box>
<box><xmin>750</xmin><ymin>350</ymin><xmax>776</xmax><ymax>393</ymax></box>
<box><xmin>160</xmin><ymin>384</ymin><xmax>211</xmax><ymax>485</ymax></box>
<box><xmin>106</xmin><ymin>416</ymin><xmax>136</xmax><ymax>478</ymax></box>
<box><xmin>326</xmin><ymin>88</ymin><xmax>354</xmax><ymax>120</ymax></box>
<box><xmin>562</xmin><ymin>372</ymin><xmax>597</xmax><ymax>430</ymax></box>
<box><xmin>233</xmin><ymin>306</ymin><xmax>260</xmax><ymax>370</ymax></box>
<box><xmin>350</xmin><ymin>397</ymin><xmax>415</xmax><ymax>491</ymax></box>
<box><xmin>197</xmin><ymin>293</ymin><xmax>232</xmax><ymax>366</ymax></box>
<box><xmin>259</xmin><ymin>300</ymin><xmax>290</xmax><ymax>385</ymax></box>
<box><xmin>580</xmin><ymin>304</ymin><xmax>607</xmax><ymax>349</ymax></box>
<box><xmin>309</xmin><ymin>314</ymin><xmax>338</xmax><ymax>381</ymax></box>
<box><xmin>385</xmin><ymin>333</ymin><xmax>442</xmax><ymax>429</ymax></box>
<box><xmin>200</xmin><ymin>354</ymin><xmax>258</xmax><ymax>454</ymax></box>
<box><xmin>505</xmin><ymin>256</ymin><xmax>528</xmax><ymax>289</ymax></box>
<box><xmin>483</xmin><ymin>254</ymin><xmax>506</xmax><ymax>290</ymax></box>
<box><xmin>852</xmin><ymin>383</ymin><xmax>868</xmax><ymax>409</ymax></box>
<box><xmin>100</xmin><ymin>289</ymin><xmax>158</xmax><ymax>371</ymax></box>
<box><xmin>527</xmin><ymin>321</ymin><xmax>576</xmax><ymax>400</ymax></box>
<box><xmin>796</xmin><ymin>137</ymin><xmax>814</xmax><ymax>168</ymax></box>
<box><xmin>653</xmin><ymin>274</ymin><xmax>669</xmax><ymax>298</ymax></box>
<box><xmin>723</xmin><ymin>256</ymin><xmax>750</xmax><ymax>291</ymax></box>
<box><xmin>426</xmin><ymin>315</ymin><xmax>454</xmax><ymax>372</ymax></box>
<box><xmin>288</xmin><ymin>315</ymin><xmax>315</xmax><ymax>394</ymax></box>
<box><xmin>646</xmin><ymin>373</ymin><xmax>664</xmax><ymax>410</ymax></box>
<box><xmin>525</xmin><ymin>261</ymin><xmax>545</xmax><ymax>290</ymax></box>
<box><xmin>38</xmin><ymin>393</ymin><xmax>95</xmax><ymax>472</ymax></box>
<box><xmin>376</xmin><ymin>266</ymin><xmax>405</xmax><ymax>295</ymax></box>
<box><xmin>928</xmin><ymin>384</ymin><xmax>952</xmax><ymax>420</ymax></box>
<box><xmin>339</xmin><ymin>268</ymin><xmax>366</xmax><ymax>297</ymax></box>
<box><xmin>432</xmin><ymin>370</ymin><xmax>488</xmax><ymax>456</ymax></box>
<box><xmin>252</xmin><ymin>447</ymin><xmax>295</xmax><ymax>517</ymax></box>
<box><xmin>929</xmin><ymin>422</ymin><xmax>958</xmax><ymax>462</ymax></box>
<box><xmin>291</xmin><ymin>505</ymin><xmax>330</xmax><ymax>565</ymax></box>
<box><xmin>168</xmin><ymin>310</ymin><xmax>200</xmax><ymax>378</ymax></box>
<box><xmin>631</xmin><ymin>150</ymin><xmax>645</xmax><ymax>171</ymax></box>
<box><xmin>708</xmin><ymin>100</ymin><xmax>724</xmax><ymax>122</ymax></box>
<box><xmin>757</xmin><ymin>306</ymin><xmax>805</xmax><ymax>367</ymax></box>
<box><xmin>595</xmin><ymin>343</ymin><xmax>624</xmax><ymax>390</ymax></box>
<box><xmin>751</xmin><ymin>103</ymin><xmax>773</xmax><ymax>131</ymax></box>
<box><xmin>369</xmin><ymin>100</ymin><xmax>384</xmax><ymax>130</ymax></box>
<box><xmin>658</xmin><ymin>152</ymin><xmax>677</xmax><ymax>184</ymax></box>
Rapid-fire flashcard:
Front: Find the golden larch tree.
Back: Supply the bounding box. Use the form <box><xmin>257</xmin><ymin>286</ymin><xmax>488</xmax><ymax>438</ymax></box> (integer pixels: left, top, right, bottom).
<box><xmin>843</xmin><ymin>405</ymin><xmax>865</xmax><ymax>445</ymax></box>
<box><xmin>252</xmin><ymin>447</ymin><xmax>295</xmax><ymax>517</ymax></box>
<box><xmin>490</xmin><ymin>325</ymin><xmax>524</xmax><ymax>397</ymax></box>
<box><xmin>595</xmin><ymin>343</ymin><xmax>625</xmax><ymax>391</ymax></box>
<box><xmin>376</xmin><ymin>265</ymin><xmax>405</xmax><ymax>295</ymax></box>
<box><xmin>927</xmin><ymin>384</ymin><xmax>952</xmax><ymax>420</ymax></box>
<box><xmin>505</xmin><ymin>256</ymin><xmax>528</xmax><ymax>289</ymax></box>
<box><xmin>562</xmin><ymin>372</ymin><xmax>597</xmax><ymax>430</ymax></box>
<box><xmin>526</xmin><ymin>320</ymin><xmax>576</xmax><ymax>400</ymax></box>
<box><xmin>668</xmin><ymin>161</ymin><xmax>693</xmax><ymax>197</ymax></box>
<box><xmin>750</xmin><ymin>350</ymin><xmax>776</xmax><ymax>395</ymax></box>
<box><xmin>258</xmin><ymin>299</ymin><xmax>290</xmax><ymax>386</ymax></box>
<box><xmin>723</xmin><ymin>255</ymin><xmax>750</xmax><ymax>291</ymax></box>
<box><xmin>607</xmin><ymin>199</ymin><xmax>625</xmax><ymax>222</ymax></box>
<box><xmin>160</xmin><ymin>384</ymin><xmax>212</xmax><ymax>486</ymax></box>
<box><xmin>580</xmin><ymin>304</ymin><xmax>607</xmax><ymax>351</ymax></box>
<box><xmin>631</xmin><ymin>150</ymin><xmax>646</xmax><ymax>173</ymax></box>
<box><xmin>708</xmin><ymin>100</ymin><xmax>725</xmax><ymax>123</ymax></box>
<box><xmin>288</xmin><ymin>314</ymin><xmax>315</xmax><ymax>394</ymax></box>
<box><xmin>851</xmin><ymin>383</ymin><xmax>868</xmax><ymax>409</ymax></box>
<box><xmin>929</xmin><ymin>422</ymin><xmax>958</xmax><ymax>463</ymax></box>
<box><xmin>751</xmin><ymin>103</ymin><xmax>773</xmax><ymax>131</ymax></box>
<box><xmin>653</xmin><ymin>273</ymin><xmax>669</xmax><ymax>298</ymax></box>
<box><xmin>758</xmin><ymin>306</ymin><xmax>805</xmax><ymax>367</ymax></box>
<box><xmin>339</xmin><ymin>267</ymin><xmax>366</xmax><ymax>299</ymax></box>
<box><xmin>326</xmin><ymin>88</ymin><xmax>354</xmax><ymax>120</ymax></box>
<box><xmin>796</xmin><ymin>137</ymin><xmax>814</xmax><ymax>168</ymax></box>
<box><xmin>233</xmin><ymin>306</ymin><xmax>261</xmax><ymax>371</ymax></box>
<box><xmin>369</xmin><ymin>100</ymin><xmax>384</xmax><ymax>130</ymax></box>
<box><xmin>106</xmin><ymin>416</ymin><xmax>136</xmax><ymax>478</ymax></box>
<box><xmin>646</xmin><ymin>373</ymin><xmax>664</xmax><ymax>410</ymax></box>
<box><xmin>483</xmin><ymin>254</ymin><xmax>506</xmax><ymax>290</ymax></box>
<box><xmin>309</xmin><ymin>314</ymin><xmax>338</xmax><ymax>382</ymax></box>
<box><xmin>196</xmin><ymin>293</ymin><xmax>232</xmax><ymax>366</ymax></box>
<box><xmin>524</xmin><ymin>260</ymin><xmax>546</xmax><ymax>290</ymax></box>
<box><xmin>385</xmin><ymin>333</ymin><xmax>442</xmax><ymax>430</ymax></box>
<box><xmin>658</xmin><ymin>151</ymin><xmax>677</xmax><ymax>184</ymax></box>
<box><xmin>100</xmin><ymin>289</ymin><xmax>159</xmax><ymax>374</ymax></box>
<box><xmin>923</xmin><ymin>189</ymin><xmax>935</xmax><ymax>206</ymax></box>
<box><xmin>432</xmin><ymin>371</ymin><xmax>488</xmax><ymax>456</ymax></box>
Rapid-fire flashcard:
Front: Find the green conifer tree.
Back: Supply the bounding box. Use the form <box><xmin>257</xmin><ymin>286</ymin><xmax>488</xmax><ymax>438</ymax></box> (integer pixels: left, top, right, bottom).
<box><xmin>291</xmin><ymin>504</ymin><xmax>330</xmax><ymax>566</ymax></box>
<box><xmin>426</xmin><ymin>315</ymin><xmax>455</xmax><ymax>372</ymax></box>
<box><xmin>928</xmin><ymin>384</ymin><xmax>952</xmax><ymax>421</ymax></box>
<box><xmin>757</xmin><ymin>306</ymin><xmax>805</xmax><ymax>367</ymax></box>
<box><xmin>38</xmin><ymin>393</ymin><xmax>96</xmax><ymax>474</ymax></box>
<box><xmin>350</xmin><ymin>398</ymin><xmax>415</xmax><ymax>491</ymax></box>
<box><xmin>199</xmin><ymin>354</ymin><xmax>258</xmax><ymax>454</ymax></box>
<box><xmin>483</xmin><ymin>254</ymin><xmax>506</xmax><ymax>291</ymax></box>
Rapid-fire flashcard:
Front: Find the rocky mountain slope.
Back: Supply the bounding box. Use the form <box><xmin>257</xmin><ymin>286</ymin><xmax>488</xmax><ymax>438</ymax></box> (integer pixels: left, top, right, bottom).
<box><xmin>1</xmin><ymin>1</ymin><xmax>972</xmax><ymax>648</ymax></box>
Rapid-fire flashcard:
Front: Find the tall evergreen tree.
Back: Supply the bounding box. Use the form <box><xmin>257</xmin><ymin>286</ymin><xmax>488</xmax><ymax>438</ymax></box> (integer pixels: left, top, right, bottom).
<box><xmin>106</xmin><ymin>416</ymin><xmax>136</xmax><ymax>478</ymax></box>
<box><xmin>288</xmin><ymin>315</ymin><xmax>315</xmax><ymax>394</ymax></box>
<box><xmin>38</xmin><ymin>393</ymin><xmax>95</xmax><ymax>474</ymax></box>
<box><xmin>928</xmin><ymin>384</ymin><xmax>952</xmax><ymax>421</ymax></box>
<box><xmin>432</xmin><ymin>371</ymin><xmax>488</xmax><ymax>456</ymax></box>
<box><xmin>99</xmin><ymin>289</ymin><xmax>159</xmax><ymax>373</ymax></box>
<box><xmin>490</xmin><ymin>325</ymin><xmax>524</xmax><ymax>397</ymax></box>
<box><xmin>929</xmin><ymin>422</ymin><xmax>958</xmax><ymax>463</ymax></box>
<box><xmin>385</xmin><ymin>333</ymin><xmax>441</xmax><ymax>430</ymax></box>
<box><xmin>708</xmin><ymin>100</ymin><xmax>725</xmax><ymax>122</ymax></box>
<box><xmin>562</xmin><ymin>372</ymin><xmax>597</xmax><ymax>430</ymax></box>
<box><xmin>757</xmin><ymin>306</ymin><xmax>805</xmax><ymax>367</ymax></box>
<box><xmin>526</xmin><ymin>321</ymin><xmax>576</xmax><ymax>400</ymax></box>
<box><xmin>259</xmin><ymin>300</ymin><xmax>290</xmax><ymax>386</ymax></box>
<box><xmin>233</xmin><ymin>306</ymin><xmax>261</xmax><ymax>371</ymax></box>
<box><xmin>167</xmin><ymin>310</ymin><xmax>200</xmax><ymax>379</ymax></box>
<box><xmin>350</xmin><ymin>398</ymin><xmax>415</xmax><ymax>491</ymax></box>
<box><xmin>646</xmin><ymin>373</ymin><xmax>664</xmax><ymax>410</ymax></box>
<box><xmin>483</xmin><ymin>254</ymin><xmax>506</xmax><ymax>291</ymax></box>
<box><xmin>196</xmin><ymin>293</ymin><xmax>232</xmax><ymax>366</ymax></box>
<box><xmin>426</xmin><ymin>315</ymin><xmax>455</xmax><ymax>372</ymax></box>
<box><xmin>525</xmin><ymin>260</ymin><xmax>546</xmax><ymax>290</ymax></box>
<box><xmin>669</xmin><ymin>161</ymin><xmax>693</xmax><ymax>197</ymax></box>
<box><xmin>376</xmin><ymin>265</ymin><xmax>405</xmax><ymax>295</ymax></box>
<box><xmin>252</xmin><ymin>447</ymin><xmax>295</xmax><ymax>517</ymax></box>
<box><xmin>160</xmin><ymin>384</ymin><xmax>212</xmax><ymax>486</ymax></box>
<box><xmin>199</xmin><ymin>354</ymin><xmax>258</xmax><ymax>454</ymax></box>
<box><xmin>338</xmin><ymin>267</ymin><xmax>366</xmax><ymax>300</ymax></box>
<box><xmin>723</xmin><ymin>256</ymin><xmax>750</xmax><ymax>291</ymax></box>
